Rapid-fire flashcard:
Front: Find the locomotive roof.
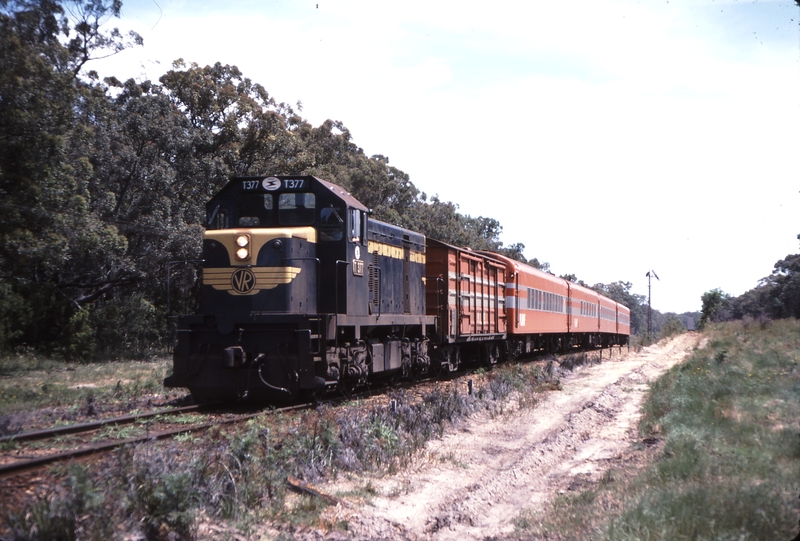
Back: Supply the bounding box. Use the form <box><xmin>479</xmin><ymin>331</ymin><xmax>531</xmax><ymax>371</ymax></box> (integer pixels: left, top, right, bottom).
<box><xmin>210</xmin><ymin>175</ymin><xmax>369</xmax><ymax>212</ymax></box>
<box><xmin>314</xmin><ymin>177</ymin><xmax>369</xmax><ymax>212</ymax></box>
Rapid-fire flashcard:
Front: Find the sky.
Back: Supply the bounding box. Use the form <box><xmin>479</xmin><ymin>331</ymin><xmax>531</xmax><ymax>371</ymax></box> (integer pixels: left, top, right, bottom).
<box><xmin>90</xmin><ymin>0</ymin><xmax>800</xmax><ymax>314</ymax></box>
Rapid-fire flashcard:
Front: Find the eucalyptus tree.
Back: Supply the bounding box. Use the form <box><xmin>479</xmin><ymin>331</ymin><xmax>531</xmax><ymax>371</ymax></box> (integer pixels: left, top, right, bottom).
<box><xmin>0</xmin><ymin>0</ymin><xmax>142</xmax><ymax>355</ymax></box>
<box><xmin>729</xmin><ymin>237</ymin><xmax>800</xmax><ymax>321</ymax></box>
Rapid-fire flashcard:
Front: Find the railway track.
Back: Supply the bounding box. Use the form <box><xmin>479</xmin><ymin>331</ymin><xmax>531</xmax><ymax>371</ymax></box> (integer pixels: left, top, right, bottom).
<box><xmin>0</xmin><ymin>372</ymin><xmax>449</xmax><ymax>480</ymax></box>
<box><xmin>0</xmin><ymin>346</ymin><xmax>622</xmax><ymax>480</ymax></box>
<box><xmin>0</xmin><ymin>402</ymin><xmax>311</xmax><ymax>479</ymax></box>
<box><xmin>0</xmin><ymin>403</ymin><xmax>204</xmax><ymax>444</ymax></box>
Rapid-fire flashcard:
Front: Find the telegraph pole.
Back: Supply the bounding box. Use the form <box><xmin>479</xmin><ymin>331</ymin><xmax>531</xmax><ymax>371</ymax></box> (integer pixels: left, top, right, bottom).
<box><xmin>646</xmin><ymin>270</ymin><xmax>659</xmax><ymax>340</ymax></box>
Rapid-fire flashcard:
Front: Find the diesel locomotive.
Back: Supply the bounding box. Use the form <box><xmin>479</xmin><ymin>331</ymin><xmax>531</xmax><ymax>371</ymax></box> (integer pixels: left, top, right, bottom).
<box><xmin>164</xmin><ymin>175</ymin><xmax>630</xmax><ymax>402</ymax></box>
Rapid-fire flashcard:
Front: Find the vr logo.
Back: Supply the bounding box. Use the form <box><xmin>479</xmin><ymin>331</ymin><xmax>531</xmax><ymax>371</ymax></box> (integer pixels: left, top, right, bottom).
<box><xmin>231</xmin><ymin>268</ymin><xmax>256</xmax><ymax>294</ymax></box>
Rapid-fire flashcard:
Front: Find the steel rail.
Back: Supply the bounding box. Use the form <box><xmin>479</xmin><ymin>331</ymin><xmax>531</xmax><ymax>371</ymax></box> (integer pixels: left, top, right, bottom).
<box><xmin>0</xmin><ymin>403</ymin><xmax>313</xmax><ymax>479</ymax></box>
<box><xmin>0</xmin><ymin>404</ymin><xmax>204</xmax><ymax>444</ymax></box>
<box><xmin>0</xmin><ymin>345</ymin><xmax>625</xmax><ymax>480</ymax></box>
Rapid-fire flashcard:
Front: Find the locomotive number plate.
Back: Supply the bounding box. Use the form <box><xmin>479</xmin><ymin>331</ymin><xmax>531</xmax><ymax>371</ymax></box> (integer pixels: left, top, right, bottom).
<box><xmin>283</xmin><ymin>178</ymin><xmax>305</xmax><ymax>189</ymax></box>
<box><xmin>352</xmin><ymin>259</ymin><xmax>364</xmax><ymax>276</ymax></box>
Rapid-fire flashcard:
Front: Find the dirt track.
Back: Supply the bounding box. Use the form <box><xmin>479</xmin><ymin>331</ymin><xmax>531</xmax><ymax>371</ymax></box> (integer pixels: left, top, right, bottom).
<box><xmin>317</xmin><ymin>333</ymin><xmax>699</xmax><ymax>540</ymax></box>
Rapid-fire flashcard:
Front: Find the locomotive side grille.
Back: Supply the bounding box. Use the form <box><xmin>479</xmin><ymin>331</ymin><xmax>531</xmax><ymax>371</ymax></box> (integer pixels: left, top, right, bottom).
<box><xmin>369</xmin><ymin>251</ymin><xmax>380</xmax><ymax>312</ymax></box>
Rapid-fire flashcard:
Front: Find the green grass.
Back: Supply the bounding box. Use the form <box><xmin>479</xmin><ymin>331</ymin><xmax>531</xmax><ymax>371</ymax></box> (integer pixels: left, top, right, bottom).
<box><xmin>0</xmin><ymin>355</ymin><xmax>178</xmax><ymax>413</ymax></box>
<box><xmin>515</xmin><ymin>320</ymin><xmax>800</xmax><ymax>540</ymax></box>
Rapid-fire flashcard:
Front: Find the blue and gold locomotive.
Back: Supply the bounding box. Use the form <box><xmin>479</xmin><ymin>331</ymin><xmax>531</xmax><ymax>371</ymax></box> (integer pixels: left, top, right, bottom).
<box><xmin>164</xmin><ymin>176</ymin><xmax>436</xmax><ymax>402</ymax></box>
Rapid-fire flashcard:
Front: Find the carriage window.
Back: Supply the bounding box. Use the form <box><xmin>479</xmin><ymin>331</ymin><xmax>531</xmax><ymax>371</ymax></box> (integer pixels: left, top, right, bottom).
<box><xmin>319</xmin><ymin>206</ymin><xmax>344</xmax><ymax>241</ymax></box>
<box><xmin>235</xmin><ymin>194</ymin><xmax>273</xmax><ymax>227</ymax></box>
<box><xmin>278</xmin><ymin>192</ymin><xmax>315</xmax><ymax>226</ymax></box>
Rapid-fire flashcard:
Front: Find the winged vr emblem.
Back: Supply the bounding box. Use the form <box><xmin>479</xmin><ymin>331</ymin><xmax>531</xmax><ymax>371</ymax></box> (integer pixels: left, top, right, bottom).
<box><xmin>231</xmin><ymin>268</ymin><xmax>256</xmax><ymax>294</ymax></box>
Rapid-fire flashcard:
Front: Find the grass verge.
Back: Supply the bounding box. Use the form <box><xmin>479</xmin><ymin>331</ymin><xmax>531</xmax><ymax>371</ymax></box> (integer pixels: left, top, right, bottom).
<box><xmin>0</xmin><ymin>355</ymin><xmax>185</xmax><ymax>432</ymax></box>
<box><xmin>515</xmin><ymin>320</ymin><xmax>800</xmax><ymax>540</ymax></box>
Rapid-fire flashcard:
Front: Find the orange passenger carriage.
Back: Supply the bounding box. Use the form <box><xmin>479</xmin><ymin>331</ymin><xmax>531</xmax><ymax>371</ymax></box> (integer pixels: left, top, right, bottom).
<box><xmin>485</xmin><ymin>253</ymin><xmax>567</xmax><ymax>335</ymax></box>
<box><xmin>598</xmin><ymin>295</ymin><xmax>617</xmax><ymax>336</ymax></box>
<box><xmin>568</xmin><ymin>281</ymin><xmax>602</xmax><ymax>345</ymax></box>
<box><xmin>480</xmin><ymin>252</ymin><xmax>630</xmax><ymax>356</ymax></box>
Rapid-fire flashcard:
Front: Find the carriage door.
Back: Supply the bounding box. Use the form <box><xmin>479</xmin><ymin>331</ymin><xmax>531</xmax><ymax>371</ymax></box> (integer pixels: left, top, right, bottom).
<box><xmin>403</xmin><ymin>235</ymin><xmax>411</xmax><ymax>314</ymax></box>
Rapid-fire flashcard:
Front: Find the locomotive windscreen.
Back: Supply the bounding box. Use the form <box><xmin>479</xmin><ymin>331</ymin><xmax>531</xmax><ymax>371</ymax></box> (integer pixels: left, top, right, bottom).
<box><xmin>277</xmin><ymin>192</ymin><xmax>316</xmax><ymax>226</ymax></box>
<box><xmin>235</xmin><ymin>193</ymin><xmax>273</xmax><ymax>227</ymax></box>
<box><xmin>209</xmin><ymin>192</ymin><xmax>319</xmax><ymax>228</ymax></box>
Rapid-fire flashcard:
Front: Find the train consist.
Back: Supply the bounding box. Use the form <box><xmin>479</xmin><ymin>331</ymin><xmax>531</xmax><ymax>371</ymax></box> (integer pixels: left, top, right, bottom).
<box><xmin>164</xmin><ymin>175</ymin><xmax>630</xmax><ymax>402</ymax></box>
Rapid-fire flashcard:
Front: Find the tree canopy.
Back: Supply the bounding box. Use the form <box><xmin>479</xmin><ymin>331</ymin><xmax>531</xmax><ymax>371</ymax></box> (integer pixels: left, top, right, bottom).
<box><xmin>1</xmin><ymin>0</ymin><xmax>561</xmax><ymax>357</ymax></box>
<box><xmin>701</xmin><ymin>235</ymin><xmax>800</xmax><ymax>326</ymax></box>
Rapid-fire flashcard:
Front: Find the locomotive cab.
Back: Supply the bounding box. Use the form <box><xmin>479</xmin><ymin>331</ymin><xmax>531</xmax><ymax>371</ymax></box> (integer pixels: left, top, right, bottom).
<box><xmin>199</xmin><ymin>176</ymin><xmax>369</xmax><ymax>317</ymax></box>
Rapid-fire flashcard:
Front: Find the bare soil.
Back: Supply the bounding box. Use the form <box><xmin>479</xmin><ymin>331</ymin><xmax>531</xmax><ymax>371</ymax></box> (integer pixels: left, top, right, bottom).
<box><xmin>307</xmin><ymin>333</ymin><xmax>700</xmax><ymax>541</ymax></box>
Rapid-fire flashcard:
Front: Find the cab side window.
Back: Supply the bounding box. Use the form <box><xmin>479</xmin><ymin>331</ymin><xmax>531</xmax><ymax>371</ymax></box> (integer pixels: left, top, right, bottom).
<box><xmin>350</xmin><ymin>209</ymin><xmax>366</xmax><ymax>244</ymax></box>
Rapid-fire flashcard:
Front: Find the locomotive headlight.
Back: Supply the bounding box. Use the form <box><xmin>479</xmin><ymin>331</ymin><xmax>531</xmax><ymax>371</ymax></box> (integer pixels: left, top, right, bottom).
<box><xmin>235</xmin><ymin>234</ymin><xmax>250</xmax><ymax>260</ymax></box>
